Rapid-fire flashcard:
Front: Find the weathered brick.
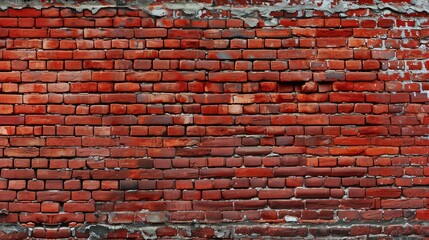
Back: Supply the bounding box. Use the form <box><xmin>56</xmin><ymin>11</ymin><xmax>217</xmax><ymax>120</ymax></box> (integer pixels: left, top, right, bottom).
<box><xmin>0</xmin><ymin>3</ymin><xmax>424</xmax><ymax>238</ymax></box>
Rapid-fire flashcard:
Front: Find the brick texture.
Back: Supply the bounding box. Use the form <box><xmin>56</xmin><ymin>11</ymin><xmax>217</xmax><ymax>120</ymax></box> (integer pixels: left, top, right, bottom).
<box><xmin>0</xmin><ymin>0</ymin><xmax>428</xmax><ymax>239</ymax></box>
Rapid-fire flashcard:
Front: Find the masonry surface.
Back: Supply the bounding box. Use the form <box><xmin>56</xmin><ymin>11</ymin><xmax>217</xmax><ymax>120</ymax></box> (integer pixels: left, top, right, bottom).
<box><xmin>0</xmin><ymin>0</ymin><xmax>427</xmax><ymax>239</ymax></box>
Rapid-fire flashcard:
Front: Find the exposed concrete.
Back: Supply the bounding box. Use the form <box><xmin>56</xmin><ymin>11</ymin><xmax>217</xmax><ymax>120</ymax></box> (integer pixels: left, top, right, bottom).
<box><xmin>84</xmin><ymin>225</ymin><xmax>110</xmax><ymax>240</ymax></box>
<box><xmin>2</xmin><ymin>0</ymin><xmax>429</xmax><ymax>15</ymax></box>
<box><xmin>0</xmin><ymin>225</ymin><xmax>27</xmax><ymax>235</ymax></box>
<box><xmin>74</xmin><ymin>220</ymin><xmax>429</xmax><ymax>239</ymax></box>
<box><xmin>0</xmin><ymin>209</ymin><xmax>9</xmax><ymax>215</ymax></box>
<box><xmin>1</xmin><ymin>0</ymin><xmax>429</xmax><ymax>27</ymax></box>
<box><xmin>4</xmin><ymin>222</ymin><xmax>427</xmax><ymax>239</ymax></box>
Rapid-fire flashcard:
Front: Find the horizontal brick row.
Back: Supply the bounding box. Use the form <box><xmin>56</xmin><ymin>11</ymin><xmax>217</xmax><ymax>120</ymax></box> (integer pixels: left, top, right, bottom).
<box><xmin>0</xmin><ymin>72</ymin><xmax>424</xmax><ymax>84</ymax></box>
<box><xmin>0</xmin><ymin>166</ymin><xmax>426</xmax><ymax>177</ymax></box>
<box><xmin>1</xmin><ymin>39</ymin><xmax>425</xmax><ymax>53</ymax></box>
<box><xmin>0</xmin><ymin>114</ymin><xmax>424</xmax><ymax>124</ymax></box>
<box><xmin>0</xmin><ymin>126</ymin><xmax>426</xmax><ymax>137</ymax></box>
<box><xmin>0</xmin><ymin>49</ymin><xmax>402</xmax><ymax>59</ymax></box>
<box><xmin>3</xmin><ymin>223</ymin><xmax>426</xmax><ymax>239</ymax></box>
<box><xmin>0</xmin><ymin>187</ymin><xmax>427</xmax><ymax>200</ymax></box>
<box><xmin>0</xmin><ymin>94</ymin><xmax>427</xmax><ymax>104</ymax></box>
<box><xmin>0</xmin><ymin>146</ymin><xmax>426</xmax><ymax>157</ymax></box>
<box><xmin>0</xmin><ymin>156</ymin><xmax>426</xmax><ymax>167</ymax></box>
<box><xmin>0</xmin><ymin>28</ymin><xmax>424</xmax><ymax>39</ymax></box>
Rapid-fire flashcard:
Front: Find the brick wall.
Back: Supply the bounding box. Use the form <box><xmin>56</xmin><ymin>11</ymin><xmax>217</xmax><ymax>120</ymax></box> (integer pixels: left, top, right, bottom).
<box><xmin>0</xmin><ymin>0</ymin><xmax>428</xmax><ymax>238</ymax></box>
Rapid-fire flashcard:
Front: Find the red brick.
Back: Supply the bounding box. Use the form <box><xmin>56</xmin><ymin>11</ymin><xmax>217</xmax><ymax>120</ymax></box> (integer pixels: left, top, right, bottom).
<box><xmin>84</xmin><ymin>28</ymin><xmax>134</xmax><ymax>38</ymax></box>
<box><xmin>2</xmin><ymin>169</ymin><xmax>35</xmax><ymax>179</ymax></box>
<box><xmin>0</xmin><ymin>190</ymin><xmax>17</xmax><ymax>201</ymax></box>
<box><xmin>124</xmin><ymin>50</ymin><xmax>158</xmax><ymax>59</ymax></box>
<box><xmin>278</xmin><ymin>49</ymin><xmax>316</xmax><ymax>59</ymax></box>
<box><xmin>330</xmin><ymin>93</ymin><xmax>364</xmax><ymax>102</ymax></box>
<box><xmin>168</xmin><ymin>29</ymin><xmax>203</xmax><ymax>39</ymax></box>
<box><xmin>37</xmin><ymin>191</ymin><xmax>70</xmax><ymax>202</ymax></box>
<box><xmin>194</xmin><ymin>116</ymin><xmax>234</xmax><ymax>125</ymax></box>
<box><xmin>40</xmin><ymin>148</ymin><xmax>75</xmax><ymax>157</ymax></box>
<box><xmin>9</xmin><ymin>29</ymin><xmax>47</xmax><ymax>38</ymax></box>
<box><xmin>10</xmin><ymin>137</ymin><xmax>45</xmax><ymax>146</ymax></box>
<box><xmin>50</xmin><ymin>29</ymin><xmax>83</xmax><ymax>38</ymax></box>
<box><xmin>64</xmin><ymin>18</ymin><xmax>94</xmax><ymax>27</ymax></box>
<box><xmin>64</xmin><ymin>202</ymin><xmax>95</xmax><ymax>212</ymax></box>
<box><xmin>25</xmin><ymin>115</ymin><xmax>64</xmax><ymax>125</ymax></box>
<box><xmin>236</xmin><ymin>168</ymin><xmax>273</xmax><ymax>177</ymax></box>
<box><xmin>345</xmin><ymin>72</ymin><xmax>377</xmax><ymax>81</ymax></box>
<box><xmin>126</xmin><ymin>71</ymin><xmax>161</xmax><ymax>81</ymax></box>
<box><xmin>296</xmin><ymin>188</ymin><xmax>330</xmax><ymax>198</ymax></box>
<box><xmin>209</xmin><ymin>72</ymin><xmax>247</xmax><ymax>82</ymax></box>
<box><xmin>222</xmin><ymin>189</ymin><xmax>257</xmax><ymax>199</ymax></box>
<box><xmin>4</xmin><ymin>50</ymin><xmax>37</xmax><ymax>60</ymax></box>
<box><xmin>58</xmin><ymin>71</ymin><xmax>91</xmax><ymax>82</ymax></box>
<box><xmin>135</xmin><ymin>28</ymin><xmax>167</xmax><ymax>38</ymax></box>
<box><xmin>318</xmin><ymin>49</ymin><xmax>353</xmax><ymax>59</ymax></box>
<box><xmin>92</xmin><ymin>71</ymin><xmax>125</xmax><ymax>81</ymax></box>
<box><xmin>280</xmin><ymin>72</ymin><xmax>312</xmax><ymax>81</ymax></box>
<box><xmin>353</xmin><ymin>28</ymin><xmax>387</xmax><ymax>38</ymax></box>
<box><xmin>159</xmin><ymin>50</ymin><xmax>205</xmax><ymax>59</ymax></box>
<box><xmin>330</xmin><ymin>115</ymin><xmax>365</xmax><ymax>125</ymax></box>
<box><xmin>162</xmin><ymin>71</ymin><xmax>205</xmax><ymax>81</ymax></box>
<box><xmin>9</xmin><ymin>8</ymin><xmax>41</xmax><ymax>17</ymax></box>
<box><xmin>102</xmin><ymin>116</ymin><xmax>137</xmax><ymax>125</ymax></box>
<box><xmin>259</xmin><ymin>189</ymin><xmax>294</xmax><ymax>199</ymax></box>
<box><xmin>101</xmin><ymin>94</ymin><xmax>136</xmax><ymax>103</ymax></box>
<box><xmin>243</xmin><ymin>50</ymin><xmax>276</xmax><ymax>59</ymax></box>
<box><xmin>36</xmin><ymin>18</ymin><xmax>63</xmax><ymax>27</ymax></box>
<box><xmin>0</xmin><ymin>116</ymin><xmax>24</xmax><ymax>125</ymax></box>
<box><xmin>366</xmin><ymin>188</ymin><xmax>402</xmax><ymax>198</ymax></box>
<box><xmin>297</xmin><ymin>115</ymin><xmax>329</xmax><ymax>125</ymax></box>
<box><xmin>256</xmin><ymin>29</ymin><xmax>290</xmax><ymax>38</ymax></box>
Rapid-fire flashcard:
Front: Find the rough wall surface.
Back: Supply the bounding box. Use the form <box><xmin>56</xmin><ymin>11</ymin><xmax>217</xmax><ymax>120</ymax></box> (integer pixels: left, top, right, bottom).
<box><xmin>0</xmin><ymin>0</ymin><xmax>428</xmax><ymax>239</ymax></box>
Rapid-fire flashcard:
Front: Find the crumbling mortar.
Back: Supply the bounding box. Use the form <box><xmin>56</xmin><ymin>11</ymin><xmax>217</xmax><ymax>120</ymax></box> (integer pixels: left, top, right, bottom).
<box><xmin>0</xmin><ymin>220</ymin><xmax>427</xmax><ymax>239</ymax></box>
<box><xmin>3</xmin><ymin>0</ymin><xmax>429</xmax><ymax>24</ymax></box>
<box><xmin>0</xmin><ymin>224</ymin><xmax>27</xmax><ymax>234</ymax></box>
<box><xmin>71</xmin><ymin>219</ymin><xmax>429</xmax><ymax>238</ymax></box>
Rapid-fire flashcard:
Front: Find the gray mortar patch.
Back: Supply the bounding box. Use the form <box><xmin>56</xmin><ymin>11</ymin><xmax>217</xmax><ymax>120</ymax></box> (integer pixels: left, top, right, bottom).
<box><xmin>1</xmin><ymin>0</ymin><xmax>429</xmax><ymax>27</ymax></box>
<box><xmin>3</xmin><ymin>0</ymin><xmax>429</xmax><ymax>17</ymax></box>
<box><xmin>0</xmin><ymin>224</ymin><xmax>27</xmax><ymax>234</ymax></box>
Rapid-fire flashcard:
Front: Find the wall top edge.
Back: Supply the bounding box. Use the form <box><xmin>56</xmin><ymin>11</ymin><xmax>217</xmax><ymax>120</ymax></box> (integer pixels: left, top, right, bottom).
<box><xmin>1</xmin><ymin>1</ymin><xmax>428</xmax><ymax>22</ymax></box>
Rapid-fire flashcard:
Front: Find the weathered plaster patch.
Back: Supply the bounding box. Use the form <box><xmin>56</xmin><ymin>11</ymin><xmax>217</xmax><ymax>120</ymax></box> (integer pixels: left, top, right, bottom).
<box><xmin>4</xmin><ymin>0</ymin><xmax>429</xmax><ymax>16</ymax></box>
<box><xmin>3</xmin><ymin>0</ymin><xmax>429</xmax><ymax>27</ymax></box>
